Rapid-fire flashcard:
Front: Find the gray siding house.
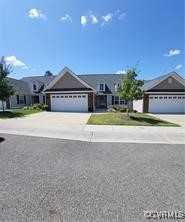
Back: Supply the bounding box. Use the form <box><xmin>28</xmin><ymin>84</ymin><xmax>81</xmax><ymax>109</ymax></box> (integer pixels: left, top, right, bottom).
<box><xmin>1</xmin><ymin>67</ymin><xmax>184</xmax><ymax>113</ymax></box>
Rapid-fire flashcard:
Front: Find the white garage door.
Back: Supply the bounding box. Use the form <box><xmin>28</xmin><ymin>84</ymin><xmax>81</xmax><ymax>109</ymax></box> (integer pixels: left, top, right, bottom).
<box><xmin>149</xmin><ymin>95</ymin><xmax>185</xmax><ymax>114</ymax></box>
<box><xmin>51</xmin><ymin>94</ymin><xmax>88</xmax><ymax>112</ymax></box>
<box><xmin>0</xmin><ymin>100</ymin><xmax>6</xmax><ymax>109</ymax></box>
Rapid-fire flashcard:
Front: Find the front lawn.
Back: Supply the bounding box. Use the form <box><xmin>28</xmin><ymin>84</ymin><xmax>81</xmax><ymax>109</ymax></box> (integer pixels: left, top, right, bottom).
<box><xmin>87</xmin><ymin>113</ymin><xmax>179</xmax><ymax>126</ymax></box>
<box><xmin>0</xmin><ymin>109</ymin><xmax>42</xmax><ymax>119</ymax></box>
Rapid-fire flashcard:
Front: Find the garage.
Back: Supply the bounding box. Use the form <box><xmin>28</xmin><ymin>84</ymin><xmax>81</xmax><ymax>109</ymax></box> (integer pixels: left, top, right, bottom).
<box><xmin>0</xmin><ymin>100</ymin><xmax>6</xmax><ymax>110</ymax></box>
<box><xmin>149</xmin><ymin>95</ymin><xmax>185</xmax><ymax>114</ymax></box>
<box><xmin>51</xmin><ymin>94</ymin><xmax>88</xmax><ymax>112</ymax></box>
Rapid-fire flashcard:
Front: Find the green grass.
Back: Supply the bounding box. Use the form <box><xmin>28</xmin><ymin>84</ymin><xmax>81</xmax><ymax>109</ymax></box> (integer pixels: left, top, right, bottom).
<box><xmin>0</xmin><ymin>109</ymin><xmax>42</xmax><ymax>119</ymax></box>
<box><xmin>87</xmin><ymin>113</ymin><xmax>179</xmax><ymax>127</ymax></box>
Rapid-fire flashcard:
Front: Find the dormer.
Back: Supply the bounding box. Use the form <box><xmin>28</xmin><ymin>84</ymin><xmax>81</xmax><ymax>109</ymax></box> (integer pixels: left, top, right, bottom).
<box><xmin>97</xmin><ymin>80</ymin><xmax>105</xmax><ymax>92</ymax></box>
<box><xmin>115</xmin><ymin>79</ymin><xmax>122</xmax><ymax>91</ymax></box>
<box><xmin>32</xmin><ymin>81</ymin><xmax>38</xmax><ymax>92</ymax></box>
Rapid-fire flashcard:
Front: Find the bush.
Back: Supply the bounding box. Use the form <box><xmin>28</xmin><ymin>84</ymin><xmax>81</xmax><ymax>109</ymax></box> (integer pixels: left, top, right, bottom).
<box><xmin>33</xmin><ymin>103</ymin><xmax>42</xmax><ymax>110</ymax></box>
<box><xmin>23</xmin><ymin>106</ymin><xmax>29</xmax><ymax>110</ymax></box>
<box><xmin>108</xmin><ymin>105</ymin><xmax>127</xmax><ymax>113</ymax></box>
<box><xmin>42</xmin><ymin>104</ymin><xmax>49</xmax><ymax>111</ymax></box>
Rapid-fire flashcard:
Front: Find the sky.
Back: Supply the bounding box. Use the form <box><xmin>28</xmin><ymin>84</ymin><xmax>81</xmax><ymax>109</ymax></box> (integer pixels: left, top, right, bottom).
<box><xmin>0</xmin><ymin>0</ymin><xmax>184</xmax><ymax>80</ymax></box>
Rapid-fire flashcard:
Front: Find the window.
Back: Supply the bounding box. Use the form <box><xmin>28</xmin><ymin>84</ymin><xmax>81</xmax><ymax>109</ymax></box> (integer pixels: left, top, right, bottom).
<box><xmin>150</xmin><ymin>96</ymin><xmax>153</xmax><ymax>99</ymax></box>
<box><xmin>33</xmin><ymin>84</ymin><xmax>37</xmax><ymax>91</ymax></box>
<box><xmin>99</xmin><ymin>83</ymin><xmax>104</xmax><ymax>91</ymax></box>
<box><xmin>17</xmin><ymin>95</ymin><xmax>26</xmax><ymax>105</ymax></box>
<box><xmin>173</xmin><ymin>96</ymin><xmax>177</xmax><ymax>99</ymax></box>
<box><xmin>78</xmin><ymin>95</ymin><xmax>81</xmax><ymax>98</ymax></box>
<box><xmin>69</xmin><ymin>96</ymin><xmax>72</xmax><ymax>98</ymax></box>
<box><xmin>97</xmin><ymin>80</ymin><xmax>105</xmax><ymax>92</ymax></box>
<box><xmin>65</xmin><ymin>96</ymin><xmax>68</xmax><ymax>98</ymax></box>
<box><xmin>115</xmin><ymin>80</ymin><xmax>122</xmax><ymax>92</ymax></box>
<box><xmin>120</xmin><ymin>98</ymin><xmax>124</xmax><ymax>105</ymax></box>
<box><xmin>169</xmin><ymin>97</ymin><xmax>172</xmax><ymax>99</ymax></box>
<box><xmin>164</xmin><ymin>97</ymin><xmax>167</xmax><ymax>99</ymax></box>
<box><xmin>154</xmin><ymin>97</ymin><xmax>158</xmax><ymax>99</ymax></box>
<box><xmin>82</xmin><ymin>95</ymin><xmax>86</xmax><ymax>98</ymax></box>
<box><xmin>178</xmin><ymin>97</ymin><xmax>181</xmax><ymax>99</ymax></box>
<box><xmin>56</xmin><ymin>96</ymin><xmax>59</xmax><ymax>98</ymax></box>
<box><xmin>115</xmin><ymin>96</ymin><xmax>119</xmax><ymax>105</ymax></box>
<box><xmin>114</xmin><ymin>96</ymin><xmax>125</xmax><ymax>105</ymax></box>
<box><xmin>61</xmin><ymin>96</ymin><xmax>64</xmax><ymax>98</ymax></box>
<box><xmin>73</xmin><ymin>95</ymin><xmax>77</xmax><ymax>98</ymax></box>
<box><xmin>52</xmin><ymin>96</ymin><xmax>55</xmax><ymax>98</ymax></box>
<box><xmin>159</xmin><ymin>97</ymin><xmax>163</xmax><ymax>99</ymax></box>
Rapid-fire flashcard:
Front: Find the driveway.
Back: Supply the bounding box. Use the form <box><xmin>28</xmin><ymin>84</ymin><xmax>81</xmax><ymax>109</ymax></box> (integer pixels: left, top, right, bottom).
<box><xmin>151</xmin><ymin>114</ymin><xmax>185</xmax><ymax>127</ymax></box>
<box><xmin>0</xmin><ymin>112</ymin><xmax>184</xmax><ymax>144</ymax></box>
<box><xmin>0</xmin><ymin>134</ymin><xmax>184</xmax><ymax>222</ymax></box>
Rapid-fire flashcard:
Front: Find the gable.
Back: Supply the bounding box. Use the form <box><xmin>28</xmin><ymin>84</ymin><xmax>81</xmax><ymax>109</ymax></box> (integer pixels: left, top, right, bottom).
<box><xmin>51</xmin><ymin>72</ymin><xmax>87</xmax><ymax>89</ymax></box>
<box><xmin>149</xmin><ymin>76</ymin><xmax>184</xmax><ymax>91</ymax></box>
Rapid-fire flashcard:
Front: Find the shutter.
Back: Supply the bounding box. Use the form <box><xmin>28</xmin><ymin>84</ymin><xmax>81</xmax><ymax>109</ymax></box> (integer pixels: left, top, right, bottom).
<box><xmin>24</xmin><ymin>95</ymin><xmax>26</xmax><ymax>104</ymax></box>
<box><xmin>17</xmin><ymin>95</ymin><xmax>19</xmax><ymax>104</ymax></box>
<box><xmin>112</xmin><ymin>96</ymin><xmax>114</xmax><ymax>105</ymax></box>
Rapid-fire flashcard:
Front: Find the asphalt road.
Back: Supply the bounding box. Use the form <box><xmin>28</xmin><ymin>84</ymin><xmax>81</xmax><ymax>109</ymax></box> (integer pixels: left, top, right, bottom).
<box><xmin>0</xmin><ymin>134</ymin><xmax>184</xmax><ymax>222</ymax></box>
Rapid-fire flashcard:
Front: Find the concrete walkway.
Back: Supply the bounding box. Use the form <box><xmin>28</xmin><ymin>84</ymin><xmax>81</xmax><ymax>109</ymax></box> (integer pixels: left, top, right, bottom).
<box><xmin>0</xmin><ymin>112</ymin><xmax>184</xmax><ymax>144</ymax></box>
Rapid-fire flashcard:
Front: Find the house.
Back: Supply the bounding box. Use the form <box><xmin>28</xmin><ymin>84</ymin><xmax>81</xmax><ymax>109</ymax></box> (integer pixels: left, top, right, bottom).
<box><xmin>133</xmin><ymin>72</ymin><xmax>185</xmax><ymax>113</ymax></box>
<box><xmin>0</xmin><ymin>67</ymin><xmax>184</xmax><ymax>113</ymax></box>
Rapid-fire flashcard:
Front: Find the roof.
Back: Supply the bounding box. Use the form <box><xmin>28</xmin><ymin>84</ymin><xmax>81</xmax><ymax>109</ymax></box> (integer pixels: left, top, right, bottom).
<box><xmin>142</xmin><ymin>71</ymin><xmax>185</xmax><ymax>91</ymax></box>
<box><xmin>21</xmin><ymin>75</ymin><xmax>56</xmax><ymax>85</ymax></box>
<box><xmin>7</xmin><ymin>77</ymin><xmax>31</xmax><ymax>94</ymax></box>
<box><xmin>78</xmin><ymin>74</ymin><xmax>125</xmax><ymax>94</ymax></box>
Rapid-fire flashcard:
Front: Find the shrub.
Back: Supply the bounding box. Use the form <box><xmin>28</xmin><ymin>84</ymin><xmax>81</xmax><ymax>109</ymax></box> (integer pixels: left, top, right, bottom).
<box><xmin>23</xmin><ymin>106</ymin><xmax>29</xmax><ymax>110</ymax></box>
<box><xmin>108</xmin><ymin>105</ymin><xmax>127</xmax><ymax>113</ymax></box>
<box><xmin>42</xmin><ymin>104</ymin><xmax>49</xmax><ymax>111</ymax></box>
<box><xmin>33</xmin><ymin>103</ymin><xmax>42</xmax><ymax>110</ymax></box>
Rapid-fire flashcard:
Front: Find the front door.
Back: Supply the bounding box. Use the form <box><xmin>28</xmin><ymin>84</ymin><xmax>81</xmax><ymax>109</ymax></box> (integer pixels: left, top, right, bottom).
<box><xmin>95</xmin><ymin>95</ymin><xmax>107</xmax><ymax>108</ymax></box>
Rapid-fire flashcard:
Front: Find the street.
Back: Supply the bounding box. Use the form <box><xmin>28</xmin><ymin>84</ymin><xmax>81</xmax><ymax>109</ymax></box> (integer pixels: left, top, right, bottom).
<box><xmin>0</xmin><ymin>134</ymin><xmax>184</xmax><ymax>222</ymax></box>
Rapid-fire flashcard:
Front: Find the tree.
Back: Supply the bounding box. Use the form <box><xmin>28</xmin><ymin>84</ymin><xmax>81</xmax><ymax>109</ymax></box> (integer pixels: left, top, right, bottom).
<box><xmin>118</xmin><ymin>67</ymin><xmax>144</xmax><ymax>118</ymax></box>
<box><xmin>44</xmin><ymin>70</ymin><xmax>53</xmax><ymax>76</ymax></box>
<box><xmin>0</xmin><ymin>56</ymin><xmax>15</xmax><ymax>111</ymax></box>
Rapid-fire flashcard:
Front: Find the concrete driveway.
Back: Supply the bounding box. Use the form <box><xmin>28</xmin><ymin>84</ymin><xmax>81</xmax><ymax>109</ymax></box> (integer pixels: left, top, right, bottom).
<box><xmin>0</xmin><ymin>112</ymin><xmax>184</xmax><ymax>144</ymax></box>
<box><xmin>152</xmin><ymin>114</ymin><xmax>185</xmax><ymax>127</ymax></box>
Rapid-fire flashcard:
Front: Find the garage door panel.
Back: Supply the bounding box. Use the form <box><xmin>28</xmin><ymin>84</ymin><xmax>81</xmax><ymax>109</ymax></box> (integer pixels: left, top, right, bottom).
<box><xmin>149</xmin><ymin>95</ymin><xmax>185</xmax><ymax>114</ymax></box>
<box><xmin>51</xmin><ymin>94</ymin><xmax>88</xmax><ymax>112</ymax></box>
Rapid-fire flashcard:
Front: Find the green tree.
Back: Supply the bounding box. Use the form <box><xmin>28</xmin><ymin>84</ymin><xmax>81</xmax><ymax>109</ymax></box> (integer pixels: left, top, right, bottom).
<box><xmin>0</xmin><ymin>56</ymin><xmax>15</xmax><ymax>111</ymax></box>
<box><xmin>118</xmin><ymin>68</ymin><xmax>144</xmax><ymax>118</ymax></box>
<box><xmin>44</xmin><ymin>70</ymin><xmax>53</xmax><ymax>76</ymax></box>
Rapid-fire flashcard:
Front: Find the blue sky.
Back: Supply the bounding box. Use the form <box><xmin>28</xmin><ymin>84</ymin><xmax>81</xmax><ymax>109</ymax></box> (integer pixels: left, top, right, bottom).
<box><xmin>0</xmin><ymin>0</ymin><xmax>184</xmax><ymax>80</ymax></box>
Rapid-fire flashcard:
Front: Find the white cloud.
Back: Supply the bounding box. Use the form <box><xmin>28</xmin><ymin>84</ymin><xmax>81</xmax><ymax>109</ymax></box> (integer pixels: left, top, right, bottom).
<box><xmin>89</xmin><ymin>12</ymin><xmax>98</xmax><ymax>24</ymax></box>
<box><xmin>28</xmin><ymin>8</ymin><xmax>46</xmax><ymax>20</ymax></box>
<box><xmin>5</xmin><ymin>56</ymin><xmax>27</xmax><ymax>69</ymax></box>
<box><xmin>22</xmin><ymin>66</ymin><xmax>29</xmax><ymax>69</ymax></box>
<box><xmin>81</xmin><ymin>15</ymin><xmax>88</xmax><ymax>26</ymax></box>
<box><xmin>116</xmin><ymin>70</ymin><xmax>126</xmax><ymax>74</ymax></box>
<box><xmin>175</xmin><ymin>64</ymin><xmax>182</xmax><ymax>70</ymax></box>
<box><xmin>118</xmin><ymin>12</ymin><xmax>126</xmax><ymax>20</ymax></box>
<box><xmin>60</xmin><ymin>14</ymin><xmax>72</xmax><ymax>22</ymax></box>
<box><xmin>80</xmin><ymin>12</ymin><xmax>98</xmax><ymax>26</ymax></box>
<box><xmin>101</xmin><ymin>13</ymin><xmax>113</xmax><ymax>26</ymax></box>
<box><xmin>164</xmin><ymin>49</ymin><xmax>181</xmax><ymax>57</ymax></box>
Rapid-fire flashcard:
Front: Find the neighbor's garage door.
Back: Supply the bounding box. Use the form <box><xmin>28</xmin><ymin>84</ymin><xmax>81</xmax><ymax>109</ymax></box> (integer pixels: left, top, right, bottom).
<box><xmin>149</xmin><ymin>95</ymin><xmax>185</xmax><ymax>113</ymax></box>
<box><xmin>0</xmin><ymin>100</ymin><xmax>6</xmax><ymax>109</ymax></box>
<box><xmin>51</xmin><ymin>94</ymin><xmax>88</xmax><ymax>112</ymax></box>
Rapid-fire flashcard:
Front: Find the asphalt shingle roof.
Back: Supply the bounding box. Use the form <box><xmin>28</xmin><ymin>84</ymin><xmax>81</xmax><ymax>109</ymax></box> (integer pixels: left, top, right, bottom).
<box><xmin>7</xmin><ymin>77</ymin><xmax>31</xmax><ymax>94</ymax></box>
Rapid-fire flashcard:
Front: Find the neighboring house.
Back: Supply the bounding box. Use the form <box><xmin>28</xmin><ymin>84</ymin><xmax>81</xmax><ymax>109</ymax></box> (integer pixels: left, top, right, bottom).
<box><xmin>44</xmin><ymin>67</ymin><xmax>126</xmax><ymax>112</ymax></box>
<box><xmin>1</xmin><ymin>67</ymin><xmax>184</xmax><ymax>113</ymax></box>
<box><xmin>133</xmin><ymin>72</ymin><xmax>185</xmax><ymax>113</ymax></box>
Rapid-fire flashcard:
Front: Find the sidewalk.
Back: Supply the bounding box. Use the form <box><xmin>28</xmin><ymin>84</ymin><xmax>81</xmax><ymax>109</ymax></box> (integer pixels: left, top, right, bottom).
<box><xmin>0</xmin><ymin>118</ymin><xmax>184</xmax><ymax>144</ymax></box>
